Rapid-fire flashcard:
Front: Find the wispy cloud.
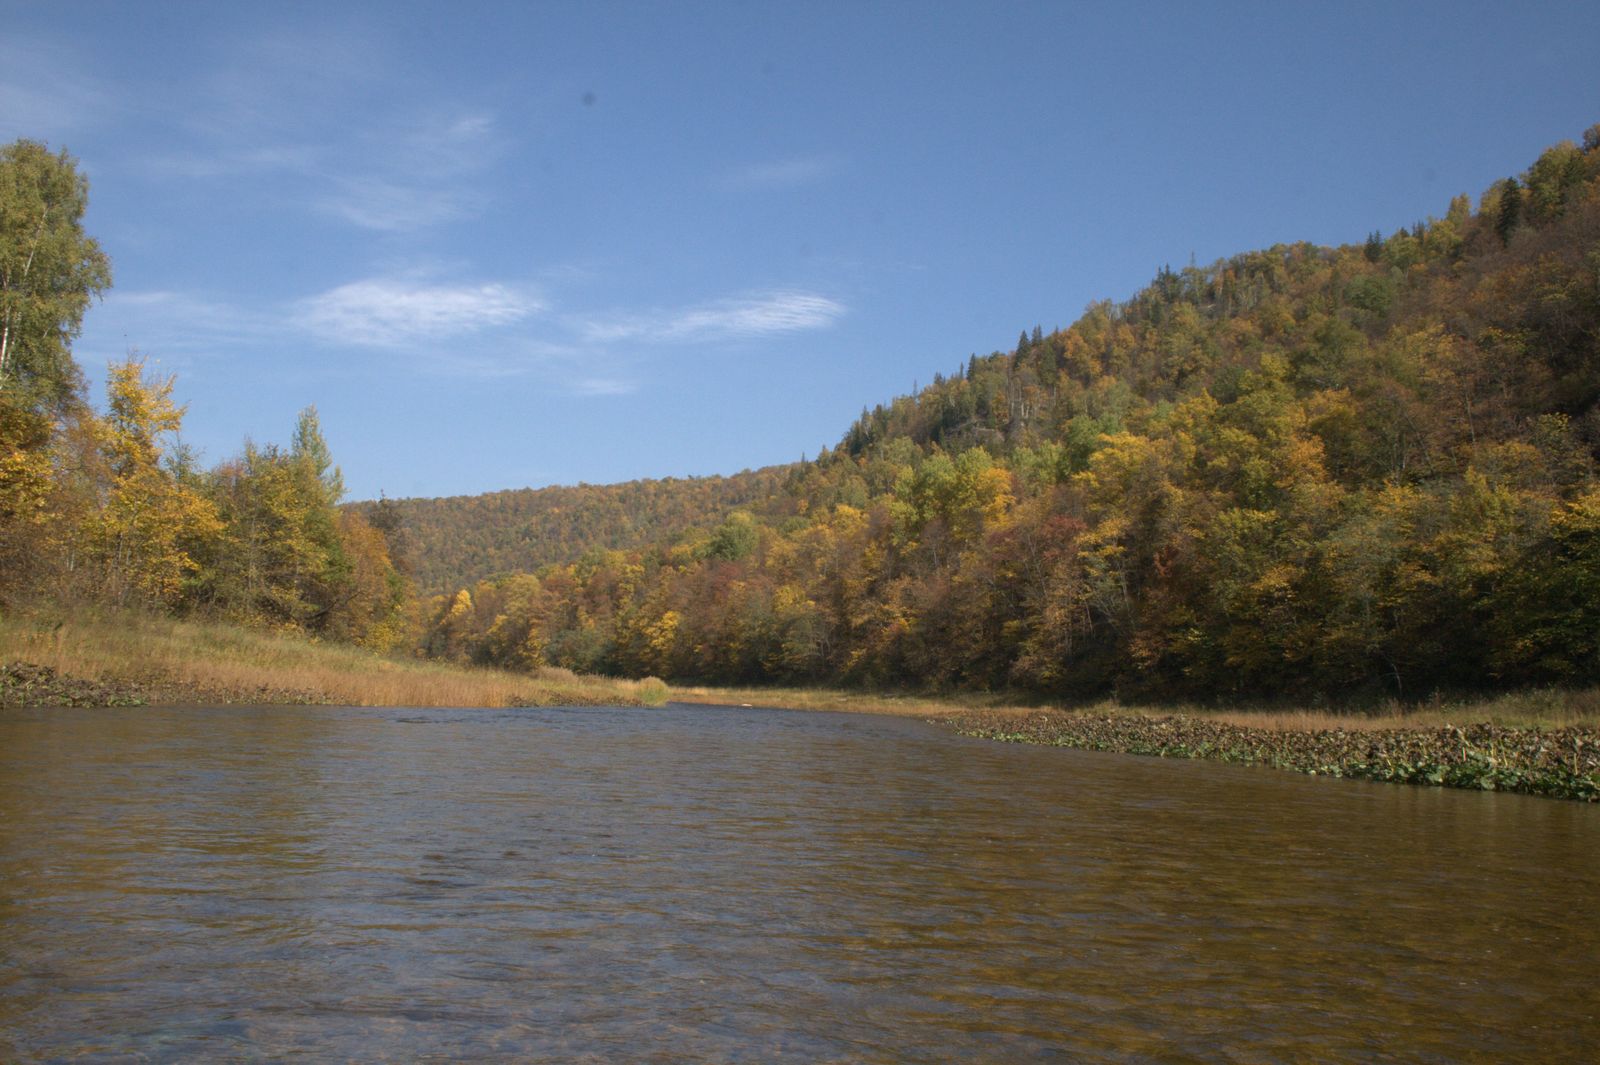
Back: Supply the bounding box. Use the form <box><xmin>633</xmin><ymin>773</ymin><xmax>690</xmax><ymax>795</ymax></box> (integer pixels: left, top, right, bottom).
<box><xmin>137</xmin><ymin>26</ymin><xmax>503</xmax><ymax>234</ymax></box>
<box><xmin>146</xmin><ymin>109</ymin><xmax>502</xmax><ymax>233</ymax></box>
<box><xmin>415</xmin><ymin>337</ymin><xmax>587</xmax><ymax>382</ymax></box>
<box><xmin>0</xmin><ymin>37</ymin><xmax>111</xmax><ymax>139</ymax></box>
<box><xmin>314</xmin><ymin>111</ymin><xmax>500</xmax><ymax>231</ymax></box>
<box><xmin>583</xmin><ymin>290</ymin><xmax>845</xmax><ymax>343</ymax></box>
<box><xmin>195</xmin><ymin>25</ymin><xmax>390</xmax><ymax>141</ymax></box>
<box><xmin>78</xmin><ymin>290</ymin><xmax>273</xmax><ymax>365</ymax></box>
<box><xmin>139</xmin><ymin>145</ymin><xmax>321</xmax><ymax>181</ymax></box>
<box><xmin>720</xmin><ymin>155</ymin><xmax>841</xmax><ymax>190</ymax></box>
<box><xmin>316</xmin><ymin>177</ymin><xmax>480</xmax><ymax>232</ymax></box>
<box><xmin>408</xmin><ymin>340</ymin><xmax>640</xmax><ymax>394</ymax></box>
<box><xmin>87</xmin><ymin>273</ymin><xmax>841</xmax><ymax>398</ymax></box>
<box><xmin>298</xmin><ymin>278</ymin><xmax>542</xmax><ymax>347</ymax></box>
<box><xmin>571</xmin><ymin>376</ymin><xmax>639</xmax><ymax>396</ymax></box>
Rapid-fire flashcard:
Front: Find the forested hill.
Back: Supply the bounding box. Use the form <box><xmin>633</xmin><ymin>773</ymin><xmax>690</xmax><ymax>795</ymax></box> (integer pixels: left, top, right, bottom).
<box><xmin>416</xmin><ymin>126</ymin><xmax>1600</xmax><ymax>700</ymax></box>
<box><xmin>353</xmin><ymin>468</ymin><xmax>794</xmax><ymax>594</ymax></box>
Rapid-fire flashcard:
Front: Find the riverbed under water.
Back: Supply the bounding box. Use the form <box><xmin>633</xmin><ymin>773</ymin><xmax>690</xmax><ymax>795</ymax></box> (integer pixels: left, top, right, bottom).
<box><xmin>1</xmin><ymin>704</ymin><xmax>1596</xmax><ymax>1062</ymax></box>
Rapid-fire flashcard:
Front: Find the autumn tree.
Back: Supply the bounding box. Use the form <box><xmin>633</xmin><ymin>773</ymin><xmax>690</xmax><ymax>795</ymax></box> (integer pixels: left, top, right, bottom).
<box><xmin>324</xmin><ymin>509</ymin><xmax>408</xmax><ymax>650</ymax></box>
<box><xmin>82</xmin><ymin>358</ymin><xmax>221</xmax><ymax>607</ymax></box>
<box><xmin>0</xmin><ymin>140</ymin><xmax>111</xmax><ymax>596</ymax></box>
<box><xmin>0</xmin><ymin>393</ymin><xmax>57</xmax><ymax>596</ymax></box>
<box><xmin>0</xmin><ymin>140</ymin><xmax>111</xmax><ymax>414</ymax></box>
<box><xmin>1494</xmin><ymin>177</ymin><xmax>1521</xmax><ymax>244</ymax></box>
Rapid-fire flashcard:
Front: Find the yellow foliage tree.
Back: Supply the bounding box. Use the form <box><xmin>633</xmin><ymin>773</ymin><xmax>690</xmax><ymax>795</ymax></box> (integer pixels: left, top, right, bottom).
<box><xmin>85</xmin><ymin>358</ymin><xmax>220</xmax><ymax>607</ymax></box>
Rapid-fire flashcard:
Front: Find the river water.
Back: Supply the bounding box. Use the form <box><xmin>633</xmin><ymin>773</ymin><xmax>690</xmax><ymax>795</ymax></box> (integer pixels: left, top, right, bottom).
<box><xmin>1</xmin><ymin>704</ymin><xmax>1596</xmax><ymax>1062</ymax></box>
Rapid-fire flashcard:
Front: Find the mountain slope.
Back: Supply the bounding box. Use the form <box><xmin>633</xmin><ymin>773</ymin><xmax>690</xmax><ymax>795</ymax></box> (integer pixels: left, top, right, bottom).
<box><xmin>414</xmin><ymin>125</ymin><xmax>1600</xmax><ymax>700</ymax></box>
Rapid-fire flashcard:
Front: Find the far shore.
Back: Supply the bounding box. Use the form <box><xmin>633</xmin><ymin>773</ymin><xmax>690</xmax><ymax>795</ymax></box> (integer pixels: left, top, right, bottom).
<box><xmin>5</xmin><ymin>605</ymin><xmax>1595</xmax><ymax>801</ymax></box>
<box><xmin>672</xmin><ymin>682</ymin><xmax>1600</xmax><ymax>730</ymax></box>
<box><xmin>675</xmin><ymin>684</ymin><xmax>1600</xmax><ymax>802</ymax></box>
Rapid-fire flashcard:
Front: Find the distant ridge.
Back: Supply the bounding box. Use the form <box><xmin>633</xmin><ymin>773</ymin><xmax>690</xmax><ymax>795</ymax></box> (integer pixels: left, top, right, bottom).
<box><xmin>352</xmin><ymin>467</ymin><xmax>795</xmax><ymax>594</ymax></box>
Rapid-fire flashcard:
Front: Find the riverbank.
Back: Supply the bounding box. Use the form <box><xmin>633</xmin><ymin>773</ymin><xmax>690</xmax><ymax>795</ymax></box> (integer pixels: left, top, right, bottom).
<box><xmin>6</xmin><ymin>607</ymin><xmax>1595</xmax><ymax>799</ymax></box>
<box><xmin>0</xmin><ymin>606</ymin><xmax>668</xmax><ymax>709</ymax></box>
<box><xmin>674</xmin><ymin>682</ymin><xmax>1600</xmax><ymax>727</ymax></box>
<box><xmin>676</xmin><ymin>685</ymin><xmax>1600</xmax><ymax>801</ymax></box>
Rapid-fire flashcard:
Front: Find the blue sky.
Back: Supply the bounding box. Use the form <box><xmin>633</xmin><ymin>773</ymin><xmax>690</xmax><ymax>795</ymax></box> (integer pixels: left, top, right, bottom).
<box><xmin>5</xmin><ymin>2</ymin><xmax>1598</xmax><ymax>501</ymax></box>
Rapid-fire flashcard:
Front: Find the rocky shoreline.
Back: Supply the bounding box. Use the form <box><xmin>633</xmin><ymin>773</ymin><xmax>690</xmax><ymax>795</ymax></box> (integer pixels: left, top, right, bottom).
<box><xmin>941</xmin><ymin>709</ymin><xmax>1600</xmax><ymax>802</ymax></box>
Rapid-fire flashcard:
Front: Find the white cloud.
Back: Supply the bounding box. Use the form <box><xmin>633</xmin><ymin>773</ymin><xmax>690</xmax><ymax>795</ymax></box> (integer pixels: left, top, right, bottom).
<box><xmin>85</xmin><ymin>274</ymin><xmax>844</xmax><ymax>400</ymax></box>
<box><xmin>583</xmin><ymin>290</ymin><xmax>845</xmax><ymax>344</ymax></box>
<box><xmin>298</xmin><ymin>278</ymin><xmax>542</xmax><ymax>347</ymax></box>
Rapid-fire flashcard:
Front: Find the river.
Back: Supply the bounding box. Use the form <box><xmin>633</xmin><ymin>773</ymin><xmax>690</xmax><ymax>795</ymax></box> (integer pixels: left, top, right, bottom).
<box><xmin>1</xmin><ymin>704</ymin><xmax>1596</xmax><ymax>1062</ymax></box>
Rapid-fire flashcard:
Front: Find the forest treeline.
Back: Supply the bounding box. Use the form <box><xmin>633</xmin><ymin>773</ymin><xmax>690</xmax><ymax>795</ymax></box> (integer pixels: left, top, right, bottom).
<box><xmin>354</xmin><ymin>469</ymin><xmax>792</xmax><ymax>595</ymax></box>
<box><xmin>414</xmin><ymin>126</ymin><xmax>1600</xmax><ymax>700</ymax></box>
<box><xmin>1</xmin><ymin>140</ymin><xmax>408</xmax><ymax>647</ymax></box>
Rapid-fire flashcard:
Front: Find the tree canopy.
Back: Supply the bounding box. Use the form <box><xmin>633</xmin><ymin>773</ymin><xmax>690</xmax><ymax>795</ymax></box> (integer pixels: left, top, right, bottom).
<box><xmin>0</xmin><ymin>139</ymin><xmax>405</xmax><ymax>648</ymax></box>
<box><xmin>0</xmin><ymin>140</ymin><xmax>111</xmax><ymax>414</ymax></box>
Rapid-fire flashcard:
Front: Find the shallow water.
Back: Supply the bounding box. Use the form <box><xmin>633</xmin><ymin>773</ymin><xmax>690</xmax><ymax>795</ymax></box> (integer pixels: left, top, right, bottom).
<box><xmin>1</xmin><ymin>703</ymin><xmax>1596</xmax><ymax>1062</ymax></box>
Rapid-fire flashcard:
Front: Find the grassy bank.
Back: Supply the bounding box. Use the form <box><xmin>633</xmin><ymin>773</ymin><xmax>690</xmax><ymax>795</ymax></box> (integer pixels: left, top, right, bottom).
<box><xmin>674</xmin><ymin>683</ymin><xmax>1600</xmax><ymax>729</ymax></box>
<box><xmin>0</xmin><ymin>605</ymin><xmax>668</xmax><ymax>709</ymax></box>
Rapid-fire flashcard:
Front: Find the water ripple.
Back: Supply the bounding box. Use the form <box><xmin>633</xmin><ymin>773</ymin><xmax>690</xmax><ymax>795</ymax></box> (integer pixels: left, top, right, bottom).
<box><xmin>1</xmin><ymin>704</ymin><xmax>1597</xmax><ymax>1062</ymax></box>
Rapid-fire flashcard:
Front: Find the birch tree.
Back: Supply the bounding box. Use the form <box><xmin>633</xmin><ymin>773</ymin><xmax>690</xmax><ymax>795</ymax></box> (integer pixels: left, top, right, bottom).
<box><xmin>0</xmin><ymin>140</ymin><xmax>111</xmax><ymax>413</ymax></box>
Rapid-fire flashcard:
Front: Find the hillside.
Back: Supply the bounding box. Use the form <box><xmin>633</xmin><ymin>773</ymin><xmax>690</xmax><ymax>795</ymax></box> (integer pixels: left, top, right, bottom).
<box><xmin>415</xmin><ymin>126</ymin><xmax>1600</xmax><ymax>701</ymax></box>
<box><xmin>354</xmin><ymin>467</ymin><xmax>795</xmax><ymax>594</ymax></box>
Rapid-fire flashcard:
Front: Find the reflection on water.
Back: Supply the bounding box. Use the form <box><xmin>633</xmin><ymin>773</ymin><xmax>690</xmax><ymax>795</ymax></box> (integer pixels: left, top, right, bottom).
<box><xmin>1</xmin><ymin>704</ymin><xmax>1597</xmax><ymax>1062</ymax></box>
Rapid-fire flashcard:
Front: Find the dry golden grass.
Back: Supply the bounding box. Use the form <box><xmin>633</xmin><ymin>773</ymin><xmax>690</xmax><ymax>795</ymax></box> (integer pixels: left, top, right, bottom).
<box><xmin>668</xmin><ymin>683</ymin><xmax>1011</xmax><ymax>717</ymax></box>
<box><xmin>0</xmin><ymin>605</ymin><xmax>666</xmax><ymax>708</ymax></box>
<box><xmin>675</xmin><ymin>683</ymin><xmax>1600</xmax><ymax>730</ymax></box>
